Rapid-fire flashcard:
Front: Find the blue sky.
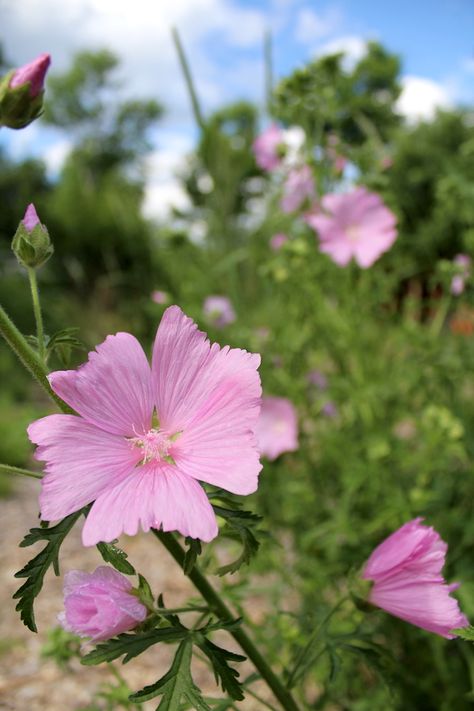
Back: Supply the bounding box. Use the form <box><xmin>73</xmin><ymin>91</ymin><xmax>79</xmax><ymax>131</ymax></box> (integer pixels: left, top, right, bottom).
<box><xmin>0</xmin><ymin>0</ymin><xmax>472</xmax><ymax>217</ymax></box>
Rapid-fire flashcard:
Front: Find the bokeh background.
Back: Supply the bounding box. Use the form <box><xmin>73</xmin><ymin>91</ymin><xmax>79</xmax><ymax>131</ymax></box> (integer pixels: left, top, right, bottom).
<box><xmin>1</xmin><ymin>1</ymin><xmax>474</xmax><ymax>709</ymax></box>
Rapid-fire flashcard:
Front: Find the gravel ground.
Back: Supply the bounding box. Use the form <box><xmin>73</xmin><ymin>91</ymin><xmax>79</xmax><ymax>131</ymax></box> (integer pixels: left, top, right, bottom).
<box><xmin>0</xmin><ymin>480</ymin><xmax>272</xmax><ymax>710</ymax></box>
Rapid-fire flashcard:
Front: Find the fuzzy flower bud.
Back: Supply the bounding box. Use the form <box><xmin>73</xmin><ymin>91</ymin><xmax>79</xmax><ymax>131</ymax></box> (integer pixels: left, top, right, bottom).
<box><xmin>11</xmin><ymin>204</ymin><xmax>53</xmax><ymax>268</ymax></box>
<box><xmin>59</xmin><ymin>567</ymin><xmax>148</xmax><ymax>641</ymax></box>
<box><xmin>0</xmin><ymin>53</ymin><xmax>51</xmax><ymax>129</ymax></box>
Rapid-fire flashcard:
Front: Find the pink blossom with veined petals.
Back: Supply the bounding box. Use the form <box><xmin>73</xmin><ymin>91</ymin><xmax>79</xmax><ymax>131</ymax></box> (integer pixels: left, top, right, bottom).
<box><xmin>306</xmin><ymin>187</ymin><xmax>397</xmax><ymax>268</ymax></box>
<box><xmin>10</xmin><ymin>53</ymin><xmax>51</xmax><ymax>97</ymax></box>
<box><xmin>59</xmin><ymin>566</ymin><xmax>147</xmax><ymax>641</ymax></box>
<box><xmin>280</xmin><ymin>165</ymin><xmax>314</xmax><ymax>213</ymax></box>
<box><xmin>362</xmin><ymin>518</ymin><xmax>468</xmax><ymax>638</ymax></box>
<box><xmin>255</xmin><ymin>396</ymin><xmax>298</xmax><ymax>461</ymax></box>
<box><xmin>253</xmin><ymin>123</ymin><xmax>285</xmax><ymax>172</ymax></box>
<box><xmin>28</xmin><ymin>306</ymin><xmax>262</xmax><ymax>545</ymax></box>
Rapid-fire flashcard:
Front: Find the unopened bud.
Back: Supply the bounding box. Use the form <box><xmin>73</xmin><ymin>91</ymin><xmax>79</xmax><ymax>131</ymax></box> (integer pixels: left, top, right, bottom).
<box><xmin>12</xmin><ymin>204</ymin><xmax>53</xmax><ymax>268</ymax></box>
<box><xmin>0</xmin><ymin>53</ymin><xmax>51</xmax><ymax>129</ymax></box>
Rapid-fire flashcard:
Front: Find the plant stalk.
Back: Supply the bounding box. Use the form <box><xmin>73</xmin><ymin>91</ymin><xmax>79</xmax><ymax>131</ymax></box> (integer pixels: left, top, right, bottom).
<box><xmin>171</xmin><ymin>27</ymin><xmax>205</xmax><ymax>131</ymax></box>
<box><xmin>152</xmin><ymin>529</ymin><xmax>301</xmax><ymax>711</ymax></box>
<box><xmin>27</xmin><ymin>267</ymin><xmax>46</xmax><ymax>361</ymax></box>
<box><xmin>0</xmin><ymin>463</ymin><xmax>43</xmax><ymax>479</ymax></box>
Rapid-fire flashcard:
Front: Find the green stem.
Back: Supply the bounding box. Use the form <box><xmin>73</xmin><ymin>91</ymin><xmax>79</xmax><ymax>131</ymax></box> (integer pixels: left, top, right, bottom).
<box><xmin>0</xmin><ymin>463</ymin><xmax>43</xmax><ymax>480</ymax></box>
<box><xmin>152</xmin><ymin>530</ymin><xmax>301</xmax><ymax>711</ymax></box>
<box><xmin>0</xmin><ymin>303</ymin><xmax>73</xmax><ymax>413</ymax></box>
<box><xmin>171</xmin><ymin>27</ymin><xmax>205</xmax><ymax>130</ymax></box>
<box><xmin>27</xmin><ymin>267</ymin><xmax>45</xmax><ymax>361</ymax></box>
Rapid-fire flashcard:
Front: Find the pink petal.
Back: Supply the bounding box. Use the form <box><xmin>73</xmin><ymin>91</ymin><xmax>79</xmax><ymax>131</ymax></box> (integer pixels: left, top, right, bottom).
<box><xmin>28</xmin><ymin>414</ymin><xmax>140</xmax><ymax>521</ymax></box>
<box><xmin>49</xmin><ymin>333</ymin><xmax>153</xmax><ymax>436</ymax></box>
<box><xmin>151</xmin><ymin>306</ymin><xmax>262</xmax><ymax>494</ymax></box>
<box><xmin>82</xmin><ymin>463</ymin><xmax>218</xmax><ymax>545</ymax></box>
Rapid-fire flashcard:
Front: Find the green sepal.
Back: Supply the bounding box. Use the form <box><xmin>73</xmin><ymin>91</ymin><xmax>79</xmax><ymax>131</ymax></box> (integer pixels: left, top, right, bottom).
<box><xmin>0</xmin><ymin>71</ymin><xmax>46</xmax><ymax>129</ymax></box>
<box><xmin>11</xmin><ymin>221</ymin><xmax>53</xmax><ymax>269</ymax></box>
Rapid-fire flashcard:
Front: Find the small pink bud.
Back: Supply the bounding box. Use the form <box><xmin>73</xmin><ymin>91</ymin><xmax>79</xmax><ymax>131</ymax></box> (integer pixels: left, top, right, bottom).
<box><xmin>10</xmin><ymin>53</ymin><xmax>51</xmax><ymax>98</ymax></box>
<box><xmin>22</xmin><ymin>203</ymin><xmax>41</xmax><ymax>232</ymax></box>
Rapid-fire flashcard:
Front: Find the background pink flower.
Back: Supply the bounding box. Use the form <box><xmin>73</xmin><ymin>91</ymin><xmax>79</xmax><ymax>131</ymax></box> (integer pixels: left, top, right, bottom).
<box><xmin>280</xmin><ymin>165</ymin><xmax>314</xmax><ymax>213</ymax></box>
<box><xmin>10</xmin><ymin>53</ymin><xmax>51</xmax><ymax>97</ymax></box>
<box><xmin>362</xmin><ymin>518</ymin><xmax>468</xmax><ymax>638</ymax></box>
<box><xmin>270</xmin><ymin>233</ymin><xmax>288</xmax><ymax>251</ymax></box>
<box><xmin>59</xmin><ymin>566</ymin><xmax>147</xmax><ymax>641</ymax></box>
<box><xmin>451</xmin><ymin>254</ymin><xmax>471</xmax><ymax>295</ymax></box>
<box><xmin>151</xmin><ymin>289</ymin><xmax>169</xmax><ymax>304</ymax></box>
<box><xmin>203</xmin><ymin>295</ymin><xmax>236</xmax><ymax>328</ymax></box>
<box><xmin>28</xmin><ymin>306</ymin><xmax>262</xmax><ymax>545</ymax></box>
<box><xmin>253</xmin><ymin>123</ymin><xmax>284</xmax><ymax>172</ymax></box>
<box><xmin>306</xmin><ymin>187</ymin><xmax>397</xmax><ymax>268</ymax></box>
<box><xmin>255</xmin><ymin>396</ymin><xmax>298</xmax><ymax>461</ymax></box>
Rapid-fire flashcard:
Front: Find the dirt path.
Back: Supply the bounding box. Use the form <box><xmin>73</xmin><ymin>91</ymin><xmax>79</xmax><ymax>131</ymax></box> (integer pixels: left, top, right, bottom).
<box><xmin>0</xmin><ymin>480</ymin><xmax>268</xmax><ymax>710</ymax></box>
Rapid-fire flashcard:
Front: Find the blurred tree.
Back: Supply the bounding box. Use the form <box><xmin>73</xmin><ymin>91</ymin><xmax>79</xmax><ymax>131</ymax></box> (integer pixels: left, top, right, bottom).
<box><xmin>41</xmin><ymin>50</ymin><xmax>164</xmax><ymax>294</ymax></box>
<box><xmin>272</xmin><ymin>41</ymin><xmax>401</xmax><ymax>148</ymax></box>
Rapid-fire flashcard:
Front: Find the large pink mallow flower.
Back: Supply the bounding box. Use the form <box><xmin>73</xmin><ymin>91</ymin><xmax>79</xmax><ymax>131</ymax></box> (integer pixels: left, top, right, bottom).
<box><xmin>59</xmin><ymin>566</ymin><xmax>147</xmax><ymax>641</ymax></box>
<box><xmin>28</xmin><ymin>306</ymin><xmax>262</xmax><ymax>545</ymax></box>
<box><xmin>306</xmin><ymin>187</ymin><xmax>397</xmax><ymax>268</ymax></box>
<box><xmin>253</xmin><ymin>123</ymin><xmax>285</xmax><ymax>172</ymax></box>
<box><xmin>362</xmin><ymin>518</ymin><xmax>468</xmax><ymax>638</ymax></box>
<box><xmin>10</xmin><ymin>53</ymin><xmax>51</xmax><ymax>97</ymax></box>
<box><xmin>280</xmin><ymin>165</ymin><xmax>315</xmax><ymax>214</ymax></box>
<box><xmin>255</xmin><ymin>396</ymin><xmax>298</xmax><ymax>461</ymax></box>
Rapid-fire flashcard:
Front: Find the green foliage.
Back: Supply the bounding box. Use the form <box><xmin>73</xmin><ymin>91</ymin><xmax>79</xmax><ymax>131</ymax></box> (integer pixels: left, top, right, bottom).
<box><xmin>96</xmin><ymin>541</ymin><xmax>136</xmax><ymax>575</ymax></box>
<box><xmin>194</xmin><ymin>636</ymin><xmax>245</xmax><ymax>700</ymax></box>
<box><xmin>13</xmin><ymin>509</ymin><xmax>84</xmax><ymax>631</ymax></box>
<box><xmin>40</xmin><ymin>626</ymin><xmax>82</xmax><ymax>669</ymax></box>
<box><xmin>81</xmin><ymin>628</ymin><xmax>189</xmax><ymax>666</ymax></box>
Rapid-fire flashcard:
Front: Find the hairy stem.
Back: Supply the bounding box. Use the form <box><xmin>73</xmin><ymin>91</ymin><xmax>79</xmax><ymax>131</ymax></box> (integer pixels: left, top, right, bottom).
<box><xmin>153</xmin><ymin>529</ymin><xmax>301</xmax><ymax>711</ymax></box>
<box><xmin>0</xmin><ymin>463</ymin><xmax>43</xmax><ymax>480</ymax></box>
<box><xmin>27</xmin><ymin>267</ymin><xmax>45</xmax><ymax>361</ymax></box>
<box><xmin>0</xmin><ymin>303</ymin><xmax>73</xmax><ymax>413</ymax></box>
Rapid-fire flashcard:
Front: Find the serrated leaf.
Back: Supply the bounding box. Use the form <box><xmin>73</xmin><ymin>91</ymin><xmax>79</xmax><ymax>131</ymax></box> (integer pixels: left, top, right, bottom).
<box><xmin>129</xmin><ymin>638</ymin><xmax>210</xmax><ymax>710</ymax></box>
<box><xmin>453</xmin><ymin>625</ymin><xmax>474</xmax><ymax>641</ymax></box>
<box><xmin>196</xmin><ymin>637</ymin><xmax>245</xmax><ymax>701</ymax></box>
<box><xmin>81</xmin><ymin>627</ymin><xmax>189</xmax><ymax>666</ymax></box>
<box><xmin>183</xmin><ymin>537</ymin><xmax>202</xmax><ymax>574</ymax></box>
<box><xmin>96</xmin><ymin>541</ymin><xmax>135</xmax><ymax>575</ymax></box>
<box><xmin>13</xmin><ymin>509</ymin><xmax>84</xmax><ymax>632</ymax></box>
<box><xmin>212</xmin><ymin>506</ymin><xmax>262</xmax><ymax>576</ymax></box>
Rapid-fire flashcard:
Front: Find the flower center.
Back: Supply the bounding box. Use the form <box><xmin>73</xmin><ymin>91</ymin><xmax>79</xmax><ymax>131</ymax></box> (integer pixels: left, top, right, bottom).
<box><xmin>130</xmin><ymin>428</ymin><xmax>174</xmax><ymax>465</ymax></box>
<box><xmin>345</xmin><ymin>224</ymin><xmax>360</xmax><ymax>242</ymax></box>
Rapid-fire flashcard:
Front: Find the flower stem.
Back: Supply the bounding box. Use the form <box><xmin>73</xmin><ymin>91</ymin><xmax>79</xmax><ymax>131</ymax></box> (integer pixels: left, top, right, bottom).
<box><xmin>152</xmin><ymin>529</ymin><xmax>301</xmax><ymax>711</ymax></box>
<box><xmin>27</xmin><ymin>267</ymin><xmax>46</xmax><ymax>361</ymax></box>
<box><xmin>0</xmin><ymin>463</ymin><xmax>42</xmax><ymax>480</ymax></box>
<box><xmin>0</xmin><ymin>303</ymin><xmax>73</xmax><ymax>413</ymax></box>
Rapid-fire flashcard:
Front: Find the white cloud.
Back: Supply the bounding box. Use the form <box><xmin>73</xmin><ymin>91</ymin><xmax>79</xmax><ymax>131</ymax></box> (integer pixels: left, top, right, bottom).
<box><xmin>396</xmin><ymin>76</ymin><xmax>452</xmax><ymax>122</ymax></box>
<box><xmin>316</xmin><ymin>35</ymin><xmax>368</xmax><ymax>70</ymax></box>
<box><xmin>295</xmin><ymin>7</ymin><xmax>342</xmax><ymax>44</ymax></box>
<box><xmin>142</xmin><ymin>132</ymin><xmax>193</xmax><ymax>219</ymax></box>
<box><xmin>43</xmin><ymin>139</ymin><xmax>72</xmax><ymax>176</ymax></box>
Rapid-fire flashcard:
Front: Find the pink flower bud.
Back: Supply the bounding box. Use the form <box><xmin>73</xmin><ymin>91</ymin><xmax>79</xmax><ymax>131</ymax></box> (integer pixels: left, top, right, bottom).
<box><xmin>22</xmin><ymin>203</ymin><xmax>41</xmax><ymax>232</ymax></box>
<box><xmin>59</xmin><ymin>566</ymin><xmax>147</xmax><ymax>641</ymax></box>
<box><xmin>362</xmin><ymin>518</ymin><xmax>468</xmax><ymax>638</ymax></box>
<box><xmin>10</xmin><ymin>53</ymin><xmax>51</xmax><ymax>97</ymax></box>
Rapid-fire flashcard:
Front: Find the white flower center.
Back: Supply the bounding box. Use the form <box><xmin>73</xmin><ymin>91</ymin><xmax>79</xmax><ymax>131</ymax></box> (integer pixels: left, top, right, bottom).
<box><xmin>345</xmin><ymin>224</ymin><xmax>360</xmax><ymax>242</ymax></box>
<box><xmin>130</xmin><ymin>428</ymin><xmax>174</xmax><ymax>464</ymax></box>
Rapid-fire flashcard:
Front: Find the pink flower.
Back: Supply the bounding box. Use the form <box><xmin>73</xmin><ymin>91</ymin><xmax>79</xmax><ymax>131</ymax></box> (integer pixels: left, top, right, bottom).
<box><xmin>253</xmin><ymin>124</ymin><xmax>285</xmax><ymax>172</ymax></box>
<box><xmin>203</xmin><ymin>296</ymin><xmax>236</xmax><ymax>328</ymax></box>
<box><xmin>28</xmin><ymin>306</ymin><xmax>262</xmax><ymax>545</ymax></box>
<box><xmin>362</xmin><ymin>518</ymin><xmax>468</xmax><ymax>638</ymax></box>
<box><xmin>255</xmin><ymin>396</ymin><xmax>298</xmax><ymax>461</ymax></box>
<box><xmin>59</xmin><ymin>566</ymin><xmax>147</xmax><ymax>641</ymax></box>
<box><xmin>22</xmin><ymin>203</ymin><xmax>41</xmax><ymax>232</ymax></box>
<box><xmin>306</xmin><ymin>187</ymin><xmax>397</xmax><ymax>268</ymax></box>
<box><xmin>451</xmin><ymin>254</ymin><xmax>471</xmax><ymax>296</ymax></box>
<box><xmin>10</xmin><ymin>53</ymin><xmax>51</xmax><ymax>97</ymax></box>
<box><xmin>151</xmin><ymin>290</ymin><xmax>169</xmax><ymax>304</ymax></box>
<box><xmin>306</xmin><ymin>370</ymin><xmax>327</xmax><ymax>390</ymax></box>
<box><xmin>270</xmin><ymin>233</ymin><xmax>288</xmax><ymax>251</ymax></box>
<box><xmin>280</xmin><ymin>165</ymin><xmax>314</xmax><ymax>213</ymax></box>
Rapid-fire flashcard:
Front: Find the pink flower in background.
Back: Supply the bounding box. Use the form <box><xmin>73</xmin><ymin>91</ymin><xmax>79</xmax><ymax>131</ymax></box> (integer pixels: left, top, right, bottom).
<box><xmin>28</xmin><ymin>306</ymin><xmax>262</xmax><ymax>545</ymax></box>
<box><xmin>321</xmin><ymin>401</ymin><xmax>338</xmax><ymax>418</ymax></box>
<box><xmin>59</xmin><ymin>566</ymin><xmax>147</xmax><ymax>641</ymax></box>
<box><xmin>280</xmin><ymin>165</ymin><xmax>314</xmax><ymax>213</ymax></box>
<box><xmin>22</xmin><ymin>203</ymin><xmax>41</xmax><ymax>231</ymax></box>
<box><xmin>362</xmin><ymin>518</ymin><xmax>468</xmax><ymax>638</ymax></box>
<box><xmin>253</xmin><ymin>123</ymin><xmax>285</xmax><ymax>172</ymax></box>
<box><xmin>151</xmin><ymin>290</ymin><xmax>169</xmax><ymax>304</ymax></box>
<box><xmin>10</xmin><ymin>53</ymin><xmax>51</xmax><ymax>97</ymax></box>
<box><xmin>203</xmin><ymin>295</ymin><xmax>236</xmax><ymax>328</ymax></box>
<box><xmin>306</xmin><ymin>187</ymin><xmax>397</xmax><ymax>268</ymax></box>
<box><xmin>451</xmin><ymin>254</ymin><xmax>471</xmax><ymax>296</ymax></box>
<box><xmin>270</xmin><ymin>233</ymin><xmax>288</xmax><ymax>251</ymax></box>
<box><xmin>307</xmin><ymin>370</ymin><xmax>328</xmax><ymax>390</ymax></box>
<box><xmin>256</xmin><ymin>396</ymin><xmax>298</xmax><ymax>461</ymax></box>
